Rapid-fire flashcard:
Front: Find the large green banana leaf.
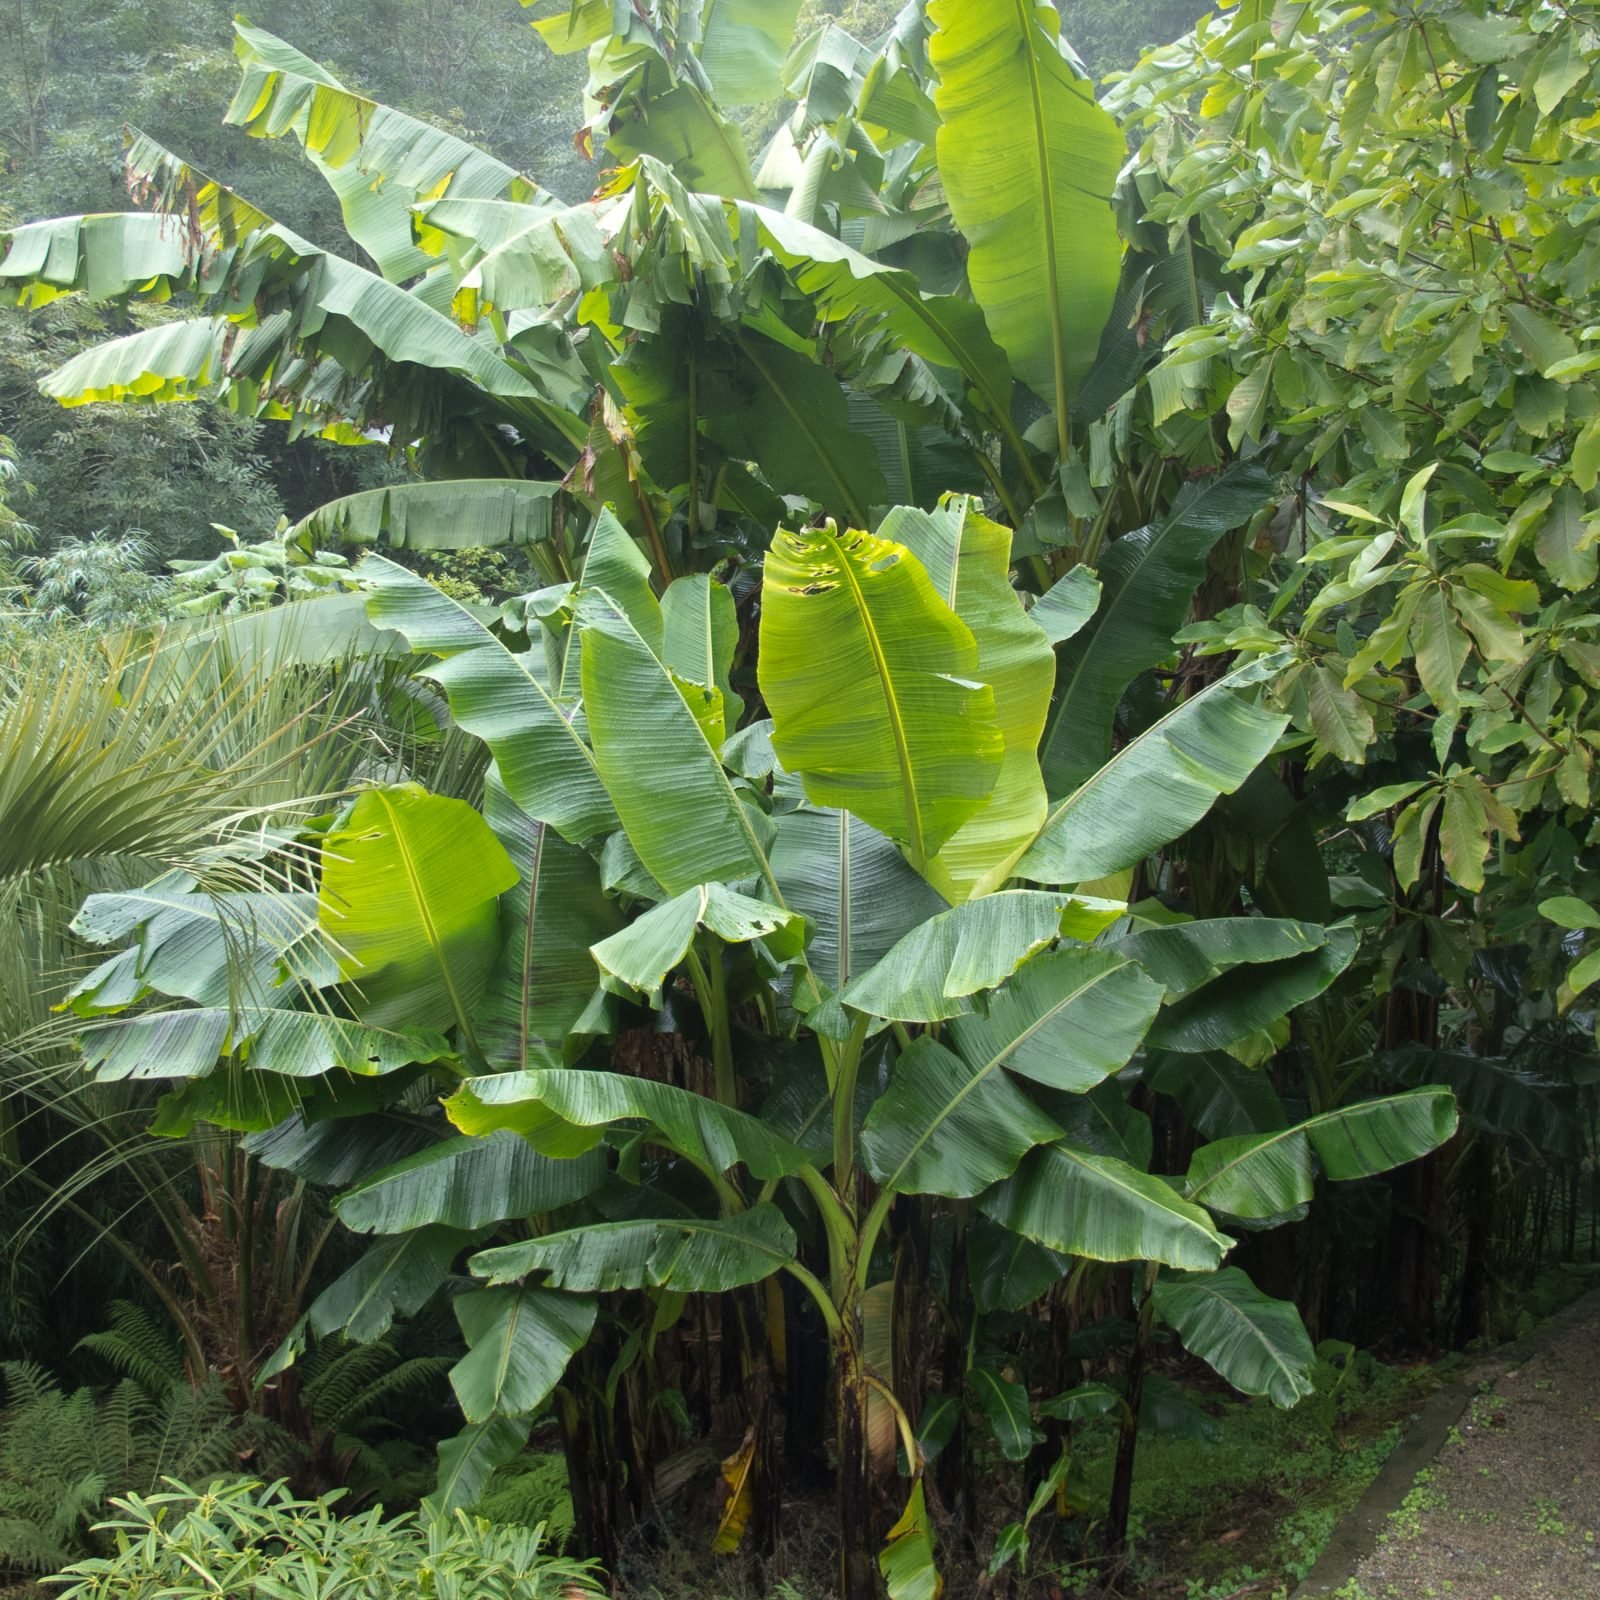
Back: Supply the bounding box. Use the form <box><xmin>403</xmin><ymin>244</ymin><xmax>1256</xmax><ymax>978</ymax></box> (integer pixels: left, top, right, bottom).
<box><xmin>425</xmin><ymin>1413</ymin><xmax>532</xmax><ymax>1517</ymax></box>
<box><xmin>306</xmin><ymin>1225</ymin><xmax>474</xmax><ymax>1344</ymax></box>
<box><xmin>360</xmin><ymin>558</ymin><xmax>618</xmax><ymax>845</ymax></box>
<box><xmin>245</xmin><ymin>1109</ymin><xmax>439</xmax><ymax>1188</ymax></box>
<box><xmin>710</xmin><ymin>335</ymin><xmax>888</xmax><ymax>522</ymax></box>
<box><xmin>695</xmin><ymin>0</ymin><xmax>807</xmax><ymax>104</ymax></box>
<box><xmin>590</xmin><ymin>883</ymin><xmax>809</xmax><ymax>1005</ymax></box>
<box><xmin>661</xmin><ymin>574</ymin><xmax>745</xmax><ymax>729</ymax></box>
<box><xmin>66</xmin><ymin>882</ymin><xmax>330</xmax><ymax>1012</ymax></box>
<box><xmin>291</xmin><ymin>481</ymin><xmax>562</xmax><ymax>552</ymax></box>
<box><xmin>969</xmin><ymin>1216</ymin><xmax>1070</xmax><ymax>1314</ymax></box>
<box><xmin>1183</xmin><ymin>1088</ymin><xmax>1460</xmax><ymax>1220</ymax></box>
<box><xmin>885</xmin><ymin>498</ymin><xmax>1055</xmax><ymax>900</ymax></box>
<box><xmin>745</xmin><ymin>206</ymin><xmax>1018</xmax><ymax>438</ymax></box>
<box><xmin>1045</xmin><ymin>1080</ymin><xmax>1153</xmax><ymax>1168</ymax></box>
<box><xmin>0</xmin><ymin>212</ymin><xmax>189</xmax><ymax>307</ymax></box>
<box><xmin>1145</xmin><ymin>1051</ymin><xmax>1288</xmax><ymax>1139</ymax></box>
<box><xmin>945</xmin><ymin>945</ymin><xmax>1164</xmax><ymax>1093</ymax></box>
<box><xmin>579</xmin><ymin>593</ymin><xmax>777</xmax><ymax>896</ymax></box>
<box><xmin>861</xmin><ymin>1035</ymin><xmax>1065</xmax><ymax>1199</ymax></box>
<box><xmin>862</xmin><ymin>945</ymin><xmax>1163</xmax><ymax>1198</ymax></box>
<box><xmin>1120</xmin><ymin>918</ymin><xmax>1332</xmax><ymax>996</ymax></box>
<box><xmin>78</xmin><ymin>1008</ymin><xmax>453</xmax><ymax>1083</ymax></box>
<box><xmin>480</xmin><ymin>771</ymin><xmax>622</xmax><ymax>1073</ymax></box>
<box><xmin>1152</xmin><ymin>1268</ymin><xmax>1315</xmax><ymax>1407</ymax></box>
<box><xmin>840</xmin><ymin>890</ymin><xmax>1123</xmax><ymax>1022</ymax></box>
<box><xmin>335</xmin><ymin>1130</ymin><xmax>607</xmax><ymax>1233</ymax></box>
<box><xmin>571</xmin><ymin>508</ymin><xmax>664</xmax><ymax>664</ymax></box>
<box><xmin>469</xmin><ymin>1204</ymin><xmax>797</xmax><ymax>1292</ymax></box>
<box><xmin>1030</xmin><ymin>566</ymin><xmax>1102</xmax><ymax>645</ymax></box>
<box><xmin>1040</xmin><ymin>464</ymin><xmax>1275</xmax><ymax>795</ymax></box>
<box><xmin>450</xmin><ymin>1285</ymin><xmax>597</xmax><ymax>1422</ymax></box>
<box><xmin>927</xmin><ymin>0</ymin><xmax>1125</xmax><ymax>426</ymax></box>
<box><xmin>1016</xmin><ymin>663</ymin><xmax>1289</xmax><ymax>886</ymax></box>
<box><xmin>318</xmin><ymin>785</ymin><xmax>518</xmax><ymax>1038</ymax></box>
<box><xmin>759</xmin><ymin>521</ymin><xmax>1003</xmax><ymax>868</ymax></box>
<box><xmin>226</xmin><ymin>22</ymin><xmax>550</xmax><ymax>284</ymax></box>
<box><xmin>447</xmin><ymin>1070</ymin><xmax>811</xmax><ymax>1181</ymax></box>
<box><xmin>770</xmin><ymin>807</ymin><xmax>949</xmax><ymax>997</ymax></box>
<box><xmin>1146</xmin><ymin>927</ymin><xmax>1359</xmax><ymax>1053</ymax></box>
<box><xmin>982</xmin><ymin>1144</ymin><xmax>1232</xmax><ymax>1271</ymax></box>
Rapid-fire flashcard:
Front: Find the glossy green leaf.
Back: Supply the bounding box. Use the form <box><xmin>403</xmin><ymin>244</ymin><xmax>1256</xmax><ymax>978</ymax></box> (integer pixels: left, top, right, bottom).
<box><xmin>1153</xmin><ymin>1268</ymin><xmax>1315</xmax><ymax>1407</ymax></box>
<box><xmin>334</xmin><ymin>1130</ymin><xmax>607</xmax><ymax>1233</ymax></box>
<box><xmin>1040</xmin><ymin>465</ymin><xmax>1276</xmax><ymax>796</ymax></box>
<box><xmin>469</xmin><ymin>1203</ymin><xmax>797</xmax><ymax>1292</ymax></box>
<box><xmin>661</xmin><ymin>573</ymin><xmax>745</xmax><ymax>728</ymax></box>
<box><xmin>294</xmin><ymin>480</ymin><xmax>561</xmax><ymax>552</ymax></box>
<box><xmin>968</xmin><ymin>1368</ymin><xmax>1040</xmax><ymax>1462</ymax></box>
<box><xmin>1184</xmin><ymin>1088</ymin><xmax>1459</xmax><ymax>1220</ymax></box>
<box><xmin>771</xmin><ymin>807</ymin><xmax>949</xmax><ymax>998</ymax></box>
<box><xmin>1145</xmin><ymin>927</ymin><xmax>1358</xmax><ymax>1053</ymax></box>
<box><xmin>307</xmin><ymin>1226</ymin><xmax>472</xmax><ymax>1344</ymax></box>
<box><xmin>425</xmin><ymin>1412</ymin><xmax>532</xmax><ymax>1517</ymax></box>
<box><xmin>1030</xmin><ymin>566</ymin><xmax>1102</xmax><ymax>645</ymax></box>
<box><xmin>862</xmin><ymin>1034</ymin><xmax>1064</xmax><ymax>1199</ymax></box>
<box><xmin>361</xmin><ymin>558</ymin><xmax>618</xmax><ymax>845</ymax></box>
<box><xmin>479</xmin><ymin>769</ymin><xmax>622</xmax><ymax>1073</ymax></box>
<box><xmin>79</xmin><ymin>1007</ymin><xmax>453</xmax><ymax>1083</ymax></box>
<box><xmin>759</xmin><ymin>520</ymin><xmax>1003</xmax><ymax>867</ymax></box>
<box><xmin>589</xmin><ymin>882</ymin><xmax>808</xmax><ymax>1004</ymax></box>
<box><xmin>319</xmin><ymin>784</ymin><xmax>518</xmax><ymax>1037</ymax></box>
<box><xmin>1145</xmin><ymin>1051</ymin><xmax>1287</xmax><ymax>1139</ymax></box>
<box><xmin>841</xmin><ymin>891</ymin><xmax>1121</xmax><ymax>1022</ymax></box>
<box><xmin>886</xmin><ymin>497</ymin><xmax>1055</xmax><ymax>900</ymax></box>
<box><xmin>580</xmin><ymin>592</ymin><xmax>776</xmax><ymax>897</ymax></box>
<box><xmin>928</xmin><ymin>0</ymin><xmax>1125</xmax><ymax>417</ymax></box>
<box><xmin>982</xmin><ymin>1144</ymin><xmax>1232</xmax><ymax>1271</ymax></box>
<box><xmin>1018</xmin><ymin>664</ymin><xmax>1288</xmax><ymax>886</ymax></box>
<box><xmin>945</xmin><ymin>944</ymin><xmax>1164</xmax><ymax>1093</ymax></box>
<box><xmin>450</xmin><ymin>1284</ymin><xmax>597</xmax><ymax>1422</ymax></box>
<box><xmin>447</xmin><ymin>1070</ymin><xmax>811</xmax><ymax>1180</ymax></box>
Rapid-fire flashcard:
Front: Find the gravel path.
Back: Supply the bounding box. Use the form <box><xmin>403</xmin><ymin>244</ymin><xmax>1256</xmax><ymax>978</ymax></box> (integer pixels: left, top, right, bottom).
<box><xmin>1341</xmin><ymin>1304</ymin><xmax>1600</xmax><ymax>1600</ymax></box>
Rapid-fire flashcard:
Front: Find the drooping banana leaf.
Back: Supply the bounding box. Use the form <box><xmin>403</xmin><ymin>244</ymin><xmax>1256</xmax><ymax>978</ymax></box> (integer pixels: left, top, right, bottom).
<box><xmin>590</xmin><ymin>882</ymin><xmax>808</xmax><ymax>1005</ymax></box>
<box><xmin>306</xmin><ymin>1225</ymin><xmax>474</xmax><ymax>1344</ymax></box>
<box><xmin>479</xmin><ymin>770</ymin><xmax>622</xmax><ymax>1072</ymax></box>
<box><xmin>1146</xmin><ymin>927</ymin><xmax>1359</xmax><ymax>1054</ymax></box>
<box><xmin>225</xmin><ymin>22</ymin><xmax>552</xmax><ymax>284</ymax></box>
<box><xmin>447</xmin><ymin>1070</ymin><xmax>811</xmax><ymax>1180</ymax></box>
<box><xmin>290</xmin><ymin>480</ymin><xmax>562</xmax><ymax>552</ymax></box>
<box><xmin>861</xmin><ymin>1034</ymin><xmax>1065</xmax><ymax>1199</ymax></box>
<box><xmin>884</xmin><ymin>497</ymin><xmax>1055</xmax><ymax>900</ymax></box>
<box><xmin>79</xmin><ymin>1008</ymin><xmax>454</xmax><ymax>1083</ymax></box>
<box><xmin>1039</xmin><ymin>463</ymin><xmax>1276</xmax><ymax>795</ymax></box>
<box><xmin>578</xmin><ymin>592</ymin><xmax>778</xmax><ymax>896</ymax></box>
<box><xmin>425</xmin><ymin>1413</ymin><xmax>532</xmax><ymax>1517</ymax></box>
<box><xmin>1145</xmin><ymin>1050</ymin><xmax>1288</xmax><ymax>1140</ymax></box>
<box><xmin>318</xmin><ymin>785</ymin><xmax>519</xmax><ymax>1039</ymax></box>
<box><xmin>1016</xmin><ymin>662</ymin><xmax>1289</xmax><ymax>886</ymax></box>
<box><xmin>927</xmin><ymin>0</ymin><xmax>1125</xmax><ymax>427</ymax></box>
<box><xmin>449</xmin><ymin>1284</ymin><xmax>597</xmax><ymax>1422</ymax></box>
<box><xmin>759</xmin><ymin>520</ymin><xmax>1003</xmax><ymax>869</ymax></box>
<box><xmin>469</xmin><ymin>1203</ymin><xmax>797</xmax><ymax>1292</ymax></box>
<box><xmin>982</xmin><ymin>1144</ymin><xmax>1232</xmax><ymax>1271</ymax></box>
<box><xmin>840</xmin><ymin>890</ymin><xmax>1124</xmax><ymax>1022</ymax></box>
<box><xmin>771</xmin><ymin>806</ymin><xmax>949</xmax><ymax>1002</ymax></box>
<box><xmin>1183</xmin><ymin>1088</ymin><xmax>1460</xmax><ymax>1220</ymax></box>
<box><xmin>360</xmin><ymin>557</ymin><xmax>618</xmax><ymax>846</ymax></box>
<box><xmin>334</xmin><ymin>1129</ymin><xmax>607</xmax><ymax>1233</ymax></box>
<box><xmin>1152</xmin><ymin>1267</ymin><xmax>1315</xmax><ymax>1407</ymax></box>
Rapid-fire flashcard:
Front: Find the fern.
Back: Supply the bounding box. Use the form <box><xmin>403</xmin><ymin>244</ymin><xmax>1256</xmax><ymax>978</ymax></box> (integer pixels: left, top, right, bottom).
<box><xmin>75</xmin><ymin>1301</ymin><xmax>186</xmax><ymax>1398</ymax></box>
<box><xmin>0</xmin><ymin>1361</ymin><xmax>261</xmax><ymax>1580</ymax></box>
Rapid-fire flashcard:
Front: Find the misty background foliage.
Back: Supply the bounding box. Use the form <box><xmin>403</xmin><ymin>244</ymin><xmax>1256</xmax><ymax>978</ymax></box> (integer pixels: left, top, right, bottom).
<box><xmin>0</xmin><ymin>0</ymin><xmax>1205</xmax><ymax>587</ymax></box>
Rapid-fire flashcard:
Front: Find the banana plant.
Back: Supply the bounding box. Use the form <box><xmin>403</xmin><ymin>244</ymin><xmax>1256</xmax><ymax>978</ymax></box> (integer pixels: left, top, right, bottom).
<box><xmin>66</xmin><ymin>496</ymin><xmax>1457</xmax><ymax>1598</ymax></box>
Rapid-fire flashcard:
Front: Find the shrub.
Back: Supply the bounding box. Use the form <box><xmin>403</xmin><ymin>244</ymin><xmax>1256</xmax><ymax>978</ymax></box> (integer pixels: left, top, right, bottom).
<box><xmin>49</xmin><ymin>1477</ymin><xmax>605</xmax><ymax>1599</ymax></box>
